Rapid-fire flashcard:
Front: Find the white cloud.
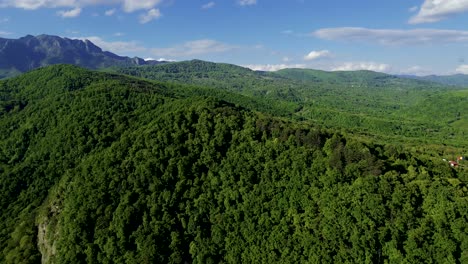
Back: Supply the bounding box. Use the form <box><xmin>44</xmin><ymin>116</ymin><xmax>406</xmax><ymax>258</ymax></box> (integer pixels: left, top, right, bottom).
<box><xmin>122</xmin><ymin>0</ymin><xmax>162</xmax><ymax>12</ymax></box>
<box><xmin>0</xmin><ymin>0</ymin><xmax>87</xmax><ymax>10</ymax></box>
<box><xmin>314</xmin><ymin>27</ymin><xmax>468</xmax><ymax>45</ymax></box>
<box><xmin>0</xmin><ymin>0</ymin><xmax>53</xmax><ymax>9</ymax></box>
<box><xmin>151</xmin><ymin>39</ymin><xmax>235</xmax><ymax>57</ymax></box>
<box><xmin>456</xmin><ymin>64</ymin><xmax>468</xmax><ymax>74</ymax></box>
<box><xmin>243</xmin><ymin>64</ymin><xmax>307</xmax><ymax>71</ymax></box>
<box><xmin>409</xmin><ymin>0</ymin><xmax>468</xmax><ymax>24</ymax></box>
<box><xmin>105</xmin><ymin>8</ymin><xmax>116</xmax><ymax>16</ymax></box>
<box><xmin>70</xmin><ymin>37</ymin><xmax>239</xmax><ymax>59</ymax></box>
<box><xmin>332</xmin><ymin>62</ymin><xmax>391</xmax><ymax>72</ymax></box>
<box><xmin>202</xmin><ymin>1</ymin><xmax>215</xmax><ymax>9</ymax></box>
<box><xmin>238</xmin><ymin>0</ymin><xmax>256</xmax><ymax>6</ymax></box>
<box><xmin>0</xmin><ymin>0</ymin><xmax>165</xmax><ymax>23</ymax></box>
<box><xmin>78</xmin><ymin>36</ymin><xmax>147</xmax><ymax>54</ymax></box>
<box><xmin>145</xmin><ymin>57</ymin><xmax>176</xmax><ymax>62</ymax></box>
<box><xmin>0</xmin><ymin>17</ymin><xmax>9</xmax><ymax>23</ymax></box>
<box><xmin>0</xmin><ymin>30</ymin><xmax>11</xmax><ymax>36</ymax></box>
<box><xmin>304</xmin><ymin>50</ymin><xmax>331</xmax><ymax>61</ymax></box>
<box><xmin>0</xmin><ymin>0</ymin><xmax>162</xmax><ymax>12</ymax></box>
<box><xmin>113</xmin><ymin>32</ymin><xmax>124</xmax><ymax>37</ymax></box>
<box><xmin>57</xmin><ymin>7</ymin><xmax>81</xmax><ymax>18</ymax></box>
<box><xmin>139</xmin><ymin>8</ymin><xmax>161</xmax><ymax>23</ymax></box>
<box><xmin>282</xmin><ymin>56</ymin><xmax>290</xmax><ymax>62</ymax></box>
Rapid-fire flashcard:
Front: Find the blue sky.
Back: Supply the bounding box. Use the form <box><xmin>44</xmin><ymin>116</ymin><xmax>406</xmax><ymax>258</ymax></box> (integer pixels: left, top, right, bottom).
<box><xmin>1</xmin><ymin>0</ymin><xmax>468</xmax><ymax>75</ymax></box>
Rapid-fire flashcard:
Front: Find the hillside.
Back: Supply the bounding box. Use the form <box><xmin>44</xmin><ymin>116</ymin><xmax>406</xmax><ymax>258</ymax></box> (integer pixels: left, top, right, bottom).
<box><xmin>0</xmin><ymin>34</ymin><xmax>163</xmax><ymax>79</ymax></box>
<box><xmin>275</xmin><ymin>68</ymin><xmax>439</xmax><ymax>88</ymax></box>
<box><xmin>400</xmin><ymin>74</ymin><xmax>468</xmax><ymax>87</ymax></box>
<box><xmin>114</xmin><ymin>61</ymin><xmax>468</xmax><ymax>147</ymax></box>
<box><xmin>2</xmin><ymin>65</ymin><xmax>468</xmax><ymax>263</ymax></box>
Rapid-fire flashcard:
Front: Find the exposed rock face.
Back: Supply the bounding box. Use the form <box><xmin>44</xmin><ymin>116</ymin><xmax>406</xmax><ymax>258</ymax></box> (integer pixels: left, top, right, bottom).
<box><xmin>37</xmin><ymin>193</ymin><xmax>62</xmax><ymax>264</ymax></box>
<box><xmin>0</xmin><ymin>34</ymin><xmax>163</xmax><ymax>78</ymax></box>
<box><xmin>37</xmin><ymin>220</ymin><xmax>57</xmax><ymax>264</ymax></box>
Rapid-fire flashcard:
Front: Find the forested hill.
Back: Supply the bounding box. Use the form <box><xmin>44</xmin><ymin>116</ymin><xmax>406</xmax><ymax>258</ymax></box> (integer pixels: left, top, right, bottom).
<box><xmin>1</xmin><ymin>64</ymin><xmax>468</xmax><ymax>263</ymax></box>
<box><xmin>113</xmin><ymin>60</ymin><xmax>265</xmax><ymax>93</ymax></box>
<box><xmin>0</xmin><ymin>34</ymin><xmax>163</xmax><ymax>79</ymax></box>
<box><xmin>116</xmin><ymin>60</ymin><xmax>446</xmax><ymax>90</ymax></box>
<box><xmin>114</xmin><ymin>60</ymin><xmax>468</xmax><ymax>148</ymax></box>
<box><xmin>274</xmin><ymin>68</ymin><xmax>443</xmax><ymax>89</ymax></box>
<box><xmin>400</xmin><ymin>73</ymin><xmax>468</xmax><ymax>87</ymax></box>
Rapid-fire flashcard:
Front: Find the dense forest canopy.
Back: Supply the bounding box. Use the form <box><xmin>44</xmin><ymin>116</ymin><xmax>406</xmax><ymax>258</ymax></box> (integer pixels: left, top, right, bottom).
<box><xmin>114</xmin><ymin>60</ymin><xmax>468</xmax><ymax>148</ymax></box>
<box><xmin>1</xmin><ymin>64</ymin><xmax>468</xmax><ymax>263</ymax></box>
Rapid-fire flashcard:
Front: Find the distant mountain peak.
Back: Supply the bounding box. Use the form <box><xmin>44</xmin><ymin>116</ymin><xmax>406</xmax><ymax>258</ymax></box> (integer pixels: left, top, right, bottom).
<box><xmin>0</xmin><ymin>34</ymin><xmax>165</xmax><ymax>79</ymax></box>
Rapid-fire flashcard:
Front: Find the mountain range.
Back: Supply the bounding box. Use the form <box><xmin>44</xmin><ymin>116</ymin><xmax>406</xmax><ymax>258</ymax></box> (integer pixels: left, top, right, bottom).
<box><xmin>2</xmin><ymin>34</ymin><xmax>468</xmax><ymax>88</ymax></box>
<box><xmin>0</xmin><ymin>34</ymin><xmax>164</xmax><ymax>78</ymax></box>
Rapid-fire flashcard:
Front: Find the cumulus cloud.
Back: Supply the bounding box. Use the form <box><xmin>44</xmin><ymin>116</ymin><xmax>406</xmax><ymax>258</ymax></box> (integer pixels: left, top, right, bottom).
<box><xmin>69</xmin><ymin>36</ymin><xmax>246</xmax><ymax>60</ymax></box>
<box><xmin>456</xmin><ymin>64</ymin><xmax>468</xmax><ymax>74</ymax></box>
<box><xmin>304</xmin><ymin>50</ymin><xmax>331</xmax><ymax>61</ymax></box>
<box><xmin>57</xmin><ymin>7</ymin><xmax>81</xmax><ymax>18</ymax></box>
<box><xmin>73</xmin><ymin>36</ymin><xmax>238</xmax><ymax>59</ymax></box>
<box><xmin>409</xmin><ymin>0</ymin><xmax>468</xmax><ymax>24</ymax></box>
<box><xmin>122</xmin><ymin>0</ymin><xmax>162</xmax><ymax>12</ymax></box>
<box><xmin>0</xmin><ymin>0</ymin><xmax>162</xmax><ymax>12</ymax></box>
<box><xmin>0</xmin><ymin>0</ymin><xmax>165</xmax><ymax>23</ymax></box>
<box><xmin>238</xmin><ymin>0</ymin><xmax>256</xmax><ymax>6</ymax></box>
<box><xmin>0</xmin><ymin>0</ymin><xmax>89</xmax><ymax>10</ymax></box>
<box><xmin>145</xmin><ymin>57</ymin><xmax>176</xmax><ymax>62</ymax></box>
<box><xmin>78</xmin><ymin>36</ymin><xmax>147</xmax><ymax>54</ymax></box>
<box><xmin>202</xmin><ymin>1</ymin><xmax>215</xmax><ymax>9</ymax></box>
<box><xmin>243</xmin><ymin>64</ymin><xmax>307</xmax><ymax>71</ymax></box>
<box><xmin>151</xmin><ymin>39</ymin><xmax>235</xmax><ymax>57</ymax></box>
<box><xmin>332</xmin><ymin>62</ymin><xmax>391</xmax><ymax>72</ymax></box>
<box><xmin>314</xmin><ymin>27</ymin><xmax>468</xmax><ymax>45</ymax></box>
<box><xmin>0</xmin><ymin>0</ymin><xmax>55</xmax><ymax>9</ymax></box>
<box><xmin>139</xmin><ymin>8</ymin><xmax>161</xmax><ymax>23</ymax></box>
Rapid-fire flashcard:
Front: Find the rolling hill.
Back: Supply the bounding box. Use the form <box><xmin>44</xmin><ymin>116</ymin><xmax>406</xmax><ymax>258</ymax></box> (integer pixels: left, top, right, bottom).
<box><xmin>114</xmin><ymin>60</ymin><xmax>468</xmax><ymax>147</ymax></box>
<box><xmin>400</xmin><ymin>74</ymin><xmax>468</xmax><ymax>87</ymax></box>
